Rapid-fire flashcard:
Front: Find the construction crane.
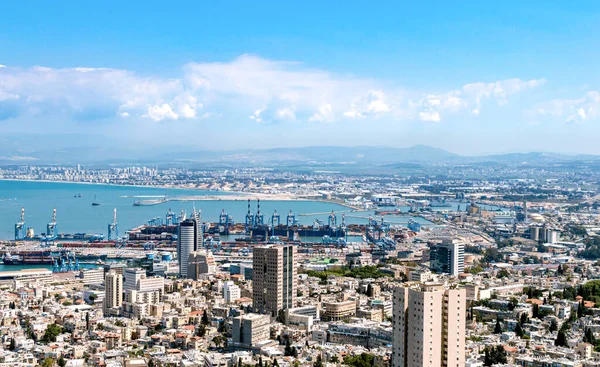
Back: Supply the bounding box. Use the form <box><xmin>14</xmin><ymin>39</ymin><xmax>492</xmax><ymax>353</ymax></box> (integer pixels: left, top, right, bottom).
<box><xmin>108</xmin><ymin>208</ymin><xmax>118</xmax><ymax>240</ymax></box>
<box><xmin>14</xmin><ymin>207</ymin><xmax>25</xmax><ymax>240</ymax></box>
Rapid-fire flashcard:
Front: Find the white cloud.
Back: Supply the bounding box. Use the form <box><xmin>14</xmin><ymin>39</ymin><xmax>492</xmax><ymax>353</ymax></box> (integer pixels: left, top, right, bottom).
<box><xmin>418</xmin><ymin>111</ymin><xmax>441</xmax><ymax>122</ymax></box>
<box><xmin>0</xmin><ymin>56</ymin><xmax>545</xmax><ymax>126</ymax></box>
<box><xmin>144</xmin><ymin>104</ymin><xmax>179</xmax><ymax>121</ymax></box>
<box><xmin>0</xmin><ymin>65</ymin><xmax>6</xmax><ymax>68</ymax></box>
<box><xmin>529</xmin><ymin>90</ymin><xmax>600</xmax><ymax>123</ymax></box>
<box><xmin>415</xmin><ymin>78</ymin><xmax>544</xmax><ymax>122</ymax></box>
<box><xmin>344</xmin><ymin>90</ymin><xmax>391</xmax><ymax>119</ymax></box>
<box><xmin>309</xmin><ymin>104</ymin><xmax>333</xmax><ymax>122</ymax></box>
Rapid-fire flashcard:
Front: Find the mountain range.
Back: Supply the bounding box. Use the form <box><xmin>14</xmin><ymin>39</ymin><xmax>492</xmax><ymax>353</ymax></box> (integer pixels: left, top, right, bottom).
<box><xmin>2</xmin><ymin>141</ymin><xmax>600</xmax><ymax>167</ymax></box>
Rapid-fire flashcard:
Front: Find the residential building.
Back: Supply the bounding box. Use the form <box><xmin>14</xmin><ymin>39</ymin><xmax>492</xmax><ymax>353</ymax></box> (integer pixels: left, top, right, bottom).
<box><xmin>187</xmin><ymin>250</ymin><xmax>217</xmax><ymax>280</ymax></box>
<box><xmin>223</xmin><ymin>281</ymin><xmax>241</xmax><ymax>303</ymax></box>
<box><xmin>393</xmin><ymin>283</ymin><xmax>466</xmax><ymax>367</ymax></box>
<box><xmin>104</xmin><ymin>271</ymin><xmax>123</xmax><ymax>316</ymax></box>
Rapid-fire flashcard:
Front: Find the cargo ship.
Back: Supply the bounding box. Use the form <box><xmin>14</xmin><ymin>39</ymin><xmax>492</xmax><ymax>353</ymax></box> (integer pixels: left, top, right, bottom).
<box><xmin>374</xmin><ymin>209</ymin><xmax>403</xmax><ymax>215</ymax></box>
<box><xmin>3</xmin><ymin>251</ymin><xmax>55</xmax><ymax>265</ymax></box>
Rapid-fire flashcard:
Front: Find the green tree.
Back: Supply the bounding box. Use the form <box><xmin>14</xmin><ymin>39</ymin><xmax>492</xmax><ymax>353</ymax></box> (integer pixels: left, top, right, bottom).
<box><xmin>493</xmin><ymin>318</ymin><xmax>502</xmax><ymax>334</ymax></box>
<box><xmin>585</xmin><ymin>328</ymin><xmax>595</xmax><ymax>344</ymax></box>
<box><xmin>549</xmin><ymin>319</ymin><xmax>558</xmax><ymax>332</ymax></box>
<box><xmin>343</xmin><ymin>353</ymin><xmax>374</xmax><ymax>367</ymax></box>
<box><xmin>277</xmin><ymin>309</ymin><xmax>286</xmax><ymax>324</ymax></box>
<box><xmin>273</xmin><ymin>359</ymin><xmax>280</xmax><ymax>367</ymax></box>
<box><xmin>284</xmin><ymin>337</ymin><xmax>294</xmax><ymax>356</ymax></box>
<box><xmin>520</xmin><ymin>313</ymin><xmax>529</xmax><ymax>326</ymax></box>
<box><xmin>58</xmin><ymin>356</ymin><xmax>66</xmax><ymax>367</ymax></box>
<box><xmin>314</xmin><ymin>355</ymin><xmax>323</xmax><ymax>367</ymax></box>
<box><xmin>202</xmin><ymin>309</ymin><xmax>210</xmax><ymax>325</ymax></box>
<box><xmin>85</xmin><ymin>312</ymin><xmax>90</xmax><ymax>330</ymax></box>
<box><xmin>555</xmin><ymin>329</ymin><xmax>568</xmax><ymax>347</ymax></box>
<box><xmin>41</xmin><ymin>358</ymin><xmax>55</xmax><ymax>367</ymax></box>
<box><xmin>483</xmin><ymin>345</ymin><xmax>507</xmax><ymax>366</ymax></box>
<box><xmin>515</xmin><ymin>323</ymin><xmax>525</xmax><ymax>338</ymax></box>
<box><xmin>532</xmin><ymin>304</ymin><xmax>540</xmax><ymax>319</ymax></box>
<box><xmin>9</xmin><ymin>338</ymin><xmax>15</xmax><ymax>351</ymax></box>
<box><xmin>41</xmin><ymin>324</ymin><xmax>64</xmax><ymax>343</ymax></box>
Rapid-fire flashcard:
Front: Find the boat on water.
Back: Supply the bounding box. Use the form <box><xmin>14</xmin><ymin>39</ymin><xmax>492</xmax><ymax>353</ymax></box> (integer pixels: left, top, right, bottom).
<box><xmin>429</xmin><ymin>198</ymin><xmax>451</xmax><ymax>208</ymax></box>
<box><xmin>74</xmin><ymin>193</ymin><xmax>82</xmax><ymax>198</ymax></box>
<box><xmin>374</xmin><ymin>208</ymin><xmax>403</xmax><ymax>215</ymax></box>
<box><xmin>92</xmin><ymin>194</ymin><xmax>100</xmax><ymax>206</ymax></box>
<box><xmin>3</xmin><ymin>252</ymin><xmax>55</xmax><ymax>265</ymax></box>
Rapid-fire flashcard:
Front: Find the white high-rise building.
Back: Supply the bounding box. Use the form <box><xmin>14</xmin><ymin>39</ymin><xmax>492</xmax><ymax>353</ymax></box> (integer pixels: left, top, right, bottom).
<box><xmin>429</xmin><ymin>238</ymin><xmax>464</xmax><ymax>276</ymax></box>
<box><xmin>104</xmin><ymin>271</ymin><xmax>123</xmax><ymax>316</ymax></box>
<box><xmin>253</xmin><ymin>244</ymin><xmax>297</xmax><ymax>316</ymax></box>
<box><xmin>393</xmin><ymin>283</ymin><xmax>466</xmax><ymax>367</ymax></box>
<box><xmin>124</xmin><ymin>268</ymin><xmax>146</xmax><ymax>291</ymax></box>
<box><xmin>223</xmin><ymin>281</ymin><xmax>241</xmax><ymax>303</ymax></box>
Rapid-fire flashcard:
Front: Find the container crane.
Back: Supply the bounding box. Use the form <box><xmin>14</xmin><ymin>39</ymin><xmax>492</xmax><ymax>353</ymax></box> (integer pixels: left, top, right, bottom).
<box><xmin>108</xmin><ymin>208</ymin><xmax>118</xmax><ymax>240</ymax></box>
<box><xmin>166</xmin><ymin>208</ymin><xmax>179</xmax><ymax>226</ymax></box>
<box><xmin>255</xmin><ymin>199</ymin><xmax>264</xmax><ymax>226</ymax></box>
<box><xmin>14</xmin><ymin>207</ymin><xmax>25</xmax><ymax>240</ymax></box>
<box><xmin>41</xmin><ymin>208</ymin><xmax>58</xmax><ymax>246</ymax></box>
<box><xmin>286</xmin><ymin>210</ymin><xmax>296</xmax><ymax>227</ymax></box>
<box><xmin>245</xmin><ymin>199</ymin><xmax>254</xmax><ymax>231</ymax></box>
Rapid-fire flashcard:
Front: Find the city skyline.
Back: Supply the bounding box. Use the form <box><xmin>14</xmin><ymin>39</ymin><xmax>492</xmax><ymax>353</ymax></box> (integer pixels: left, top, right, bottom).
<box><xmin>1</xmin><ymin>2</ymin><xmax>600</xmax><ymax>155</ymax></box>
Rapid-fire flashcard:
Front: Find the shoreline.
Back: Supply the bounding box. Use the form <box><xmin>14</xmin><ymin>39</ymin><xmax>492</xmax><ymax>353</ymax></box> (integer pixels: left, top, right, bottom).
<box><xmin>0</xmin><ymin>178</ymin><xmax>356</xmax><ymax>206</ymax></box>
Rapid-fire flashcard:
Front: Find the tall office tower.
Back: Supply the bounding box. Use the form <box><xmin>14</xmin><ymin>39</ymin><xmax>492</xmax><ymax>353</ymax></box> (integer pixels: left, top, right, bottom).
<box><xmin>429</xmin><ymin>238</ymin><xmax>464</xmax><ymax>276</ymax></box>
<box><xmin>187</xmin><ymin>250</ymin><xmax>217</xmax><ymax>280</ymax></box>
<box><xmin>253</xmin><ymin>244</ymin><xmax>297</xmax><ymax>317</ymax></box>
<box><xmin>191</xmin><ymin>206</ymin><xmax>204</xmax><ymax>249</ymax></box>
<box><xmin>104</xmin><ymin>271</ymin><xmax>123</xmax><ymax>316</ymax></box>
<box><xmin>392</xmin><ymin>283</ymin><xmax>466</xmax><ymax>367</ymax></box>
<box><xmin>178</xmin><ymin>219</ymin><xmax>197</xmax><ymax>277</ymax></box>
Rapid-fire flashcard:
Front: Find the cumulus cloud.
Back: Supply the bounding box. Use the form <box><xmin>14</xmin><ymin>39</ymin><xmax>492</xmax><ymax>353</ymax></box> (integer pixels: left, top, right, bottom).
<box><xmin>344</xmin><ymin>90</ymin><xmax>391</xmax><ymax>119</ymax></box>
<box><xmin>309</xmin><ymin>104</ymin><xmax>334</xmax><ymax>122</ymax></box>
<box><xmin>418</xmin><ymin>111</ymin><xmax>441</xmax><ymax>122</ymax></box>
<box><xmin>529</xmin><ymin>91</ymin><xmax>600</xmax><ymax>123</ymax></box>
<box><xmin>415</xmin><ymin>78</ymin><xmax>545</xmax><ymax>122</ymax></box>
<box><xmin>0</xmin><ymin>55</ymin><xmax>545</xmax><ymax>126</ymax></box>
<box><xmin>144</xmin><ymin>104</ymin><xmax>179</xmax><ymax>121</ymax></box>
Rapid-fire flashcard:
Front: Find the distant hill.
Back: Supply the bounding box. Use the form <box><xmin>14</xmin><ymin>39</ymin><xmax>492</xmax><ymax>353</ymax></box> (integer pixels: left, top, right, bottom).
<box><xmin>2</xmin><ymin>137</ymin><xmax>600</xmax><ymax>167</ymax></box>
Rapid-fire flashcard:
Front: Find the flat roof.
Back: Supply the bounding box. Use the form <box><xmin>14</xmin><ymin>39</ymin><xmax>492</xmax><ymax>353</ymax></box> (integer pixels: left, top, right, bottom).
<box><xmin>0</xmin><ymin>268</ymin><xmax>52</xmax><ymax>277</ymax></box>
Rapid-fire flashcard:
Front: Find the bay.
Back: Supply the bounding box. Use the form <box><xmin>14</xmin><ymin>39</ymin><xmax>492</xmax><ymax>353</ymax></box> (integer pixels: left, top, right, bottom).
<box><xmin>0</xmin><ymin>180</ymin><xmax>433</xmax><ymax>240</ymax></box>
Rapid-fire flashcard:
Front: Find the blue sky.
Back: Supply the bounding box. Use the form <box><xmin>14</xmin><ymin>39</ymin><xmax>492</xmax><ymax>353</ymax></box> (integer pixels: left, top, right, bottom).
<box><xmin>1</xmin><ymin>1</ymin><xmax>600</xmax><ymax>156</ymax></box>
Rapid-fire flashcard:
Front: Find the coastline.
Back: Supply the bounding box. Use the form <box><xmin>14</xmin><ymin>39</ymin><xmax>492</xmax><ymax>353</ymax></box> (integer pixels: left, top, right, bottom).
<box><xmin>0</xmin><ymin>178</ymin><xmax>351</xmax><ymax>205</ymax></box>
